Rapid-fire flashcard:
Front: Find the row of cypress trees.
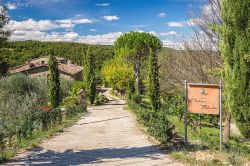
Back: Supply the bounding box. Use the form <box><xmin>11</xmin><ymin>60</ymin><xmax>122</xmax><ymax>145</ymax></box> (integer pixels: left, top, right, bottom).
<box><xmin>48</xmin><ymin>46</ymin><xmax>97</xmax><ymax>110</ymax></box>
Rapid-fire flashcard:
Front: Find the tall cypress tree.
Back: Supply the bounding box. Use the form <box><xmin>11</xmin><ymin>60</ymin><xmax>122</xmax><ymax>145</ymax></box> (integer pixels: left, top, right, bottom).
<box><xmin>148</xmin><ymin>48</ymin><xmax>161</xmax><ymax>111</ymax></box>
<box><xmin>83</xmin><ymin>46</ymin><xmax>96</xmax><ymax>105</ymax></box>
<box><xmin>220</xmin><ymin>0</ymin><xmax>250</xmax><ymax>138</ymax></box>
<box><xmin>48</xmin><ymin>53</ymin><xmax>60</xmax><ymax>109</ymax></box>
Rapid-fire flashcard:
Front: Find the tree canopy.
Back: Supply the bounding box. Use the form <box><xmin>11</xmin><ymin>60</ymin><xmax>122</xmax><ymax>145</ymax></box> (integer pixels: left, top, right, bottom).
<box><xmin>114</xmin><ymin>32</ymin><xmax>162</xmax><ymax>97</ymax></box>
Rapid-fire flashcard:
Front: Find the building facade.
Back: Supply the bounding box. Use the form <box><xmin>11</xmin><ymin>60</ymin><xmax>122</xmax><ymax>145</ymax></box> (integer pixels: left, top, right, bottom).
<box><xmin>8</xmin><ymin>56</ymin><xmax>83</xmax><ymax>81</ymax></box>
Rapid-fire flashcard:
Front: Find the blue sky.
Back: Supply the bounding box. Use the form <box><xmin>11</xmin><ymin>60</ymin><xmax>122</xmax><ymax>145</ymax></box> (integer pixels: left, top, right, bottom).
<box><xmin>2</xmin><ymin>0</ymin><xmax>208</xmax><ymax>47</ymax></box>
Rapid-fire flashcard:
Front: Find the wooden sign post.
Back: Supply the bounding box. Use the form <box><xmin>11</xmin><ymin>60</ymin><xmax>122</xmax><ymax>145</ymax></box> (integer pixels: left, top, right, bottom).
<box><xmin>184</xmin><ymin>81</ymin><xmax>222</xmax><ymax>151</ymax></box>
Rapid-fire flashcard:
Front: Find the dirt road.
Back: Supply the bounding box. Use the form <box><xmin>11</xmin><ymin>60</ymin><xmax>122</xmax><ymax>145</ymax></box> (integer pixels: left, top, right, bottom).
<box><xmin>4</xmin><ymin>90</ymin><xmax>183</xmax><ymax>166</ymax></box>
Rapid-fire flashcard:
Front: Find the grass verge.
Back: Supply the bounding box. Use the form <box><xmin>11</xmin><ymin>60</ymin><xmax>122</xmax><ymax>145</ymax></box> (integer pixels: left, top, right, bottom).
<box><xmin>127</xmin><ymin>97</ymin><xmax>250</xmax><ymax>166</ymax></box>
<box><xmin>0</xmin><ymin>110</ymin><xmax>87</xmax><ymax>163</ymax></box>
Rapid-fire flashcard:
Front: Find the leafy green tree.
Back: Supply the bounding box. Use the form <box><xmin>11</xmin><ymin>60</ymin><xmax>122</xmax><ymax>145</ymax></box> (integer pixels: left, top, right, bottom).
<box><xmin>83</xmin><ymin>46</ymin><xmax>96</xmax><ymax>105</ymax></box>
<box><xmin>101</xmin><ymin>56</ymin><xmax>134</xmax><ymax>93</ymax></box>
<box><xmin>0</xmin><ymin>5</ymin><xmax>12</xmax><ymax>75</ymax></box>
<box><xmin>114</xmin><ymin>32</ymin><xmax>162</xmax><ymax>98</ymax></box>
<box><xmin>220</xmin><ymin>0</ymin><xmax>250</xmax><ymax>138</ymax></box>
<box><xmin>48</xmin><ymin>53</ymin><xmax>60</xmax><ymax>109</ymax></box>
<box><xmin>148</xmin><ymin>48</ymin><xmax>161</xmax><ymax>111</ymax></box>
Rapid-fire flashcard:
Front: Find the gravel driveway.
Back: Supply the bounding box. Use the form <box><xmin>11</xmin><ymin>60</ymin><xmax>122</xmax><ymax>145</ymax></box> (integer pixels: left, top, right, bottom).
<box><xmin>4</xmin><ymin>89</ymin><xmax>184</xmax><ymax>166</ymax></box>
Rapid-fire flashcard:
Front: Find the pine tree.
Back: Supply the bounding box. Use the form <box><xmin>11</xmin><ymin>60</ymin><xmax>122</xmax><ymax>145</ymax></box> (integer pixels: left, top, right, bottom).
<box><xmin>148</xmin><ymin>48</ymin><xmax>161</xmax><ymax>111</ymax></box>
<box><xmin>83</xmin><ymin>46</ymin><xmax>96</xmax><ymax>105</ymax></box>
<box><xmin>220</xmin><ymin>0</ymin><xmax>250</xmax><ymax>138</ymax></box>
<box><xmin>114</xmin><ymin>32</ymin><xmax>162</xmax><ymax>100</ymax></box>
<box><xmin>48</xmin><ymin>53</ymin><xmax>60</xmax><ymax>109</ymax></box>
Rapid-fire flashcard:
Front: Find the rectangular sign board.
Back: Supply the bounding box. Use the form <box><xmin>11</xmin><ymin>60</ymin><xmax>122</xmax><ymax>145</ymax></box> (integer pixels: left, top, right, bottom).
<box><xmin>188</xmin><ymin>83</ymin><xmax>219</xmax><ymax>115</ymax></box>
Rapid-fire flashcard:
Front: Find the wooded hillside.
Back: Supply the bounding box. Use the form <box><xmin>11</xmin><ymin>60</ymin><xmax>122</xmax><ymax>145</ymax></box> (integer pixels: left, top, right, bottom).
<box><xmin>0</xmin><ymin>41</ymin><xmax>114</xmax><ymax>74</ymax></box>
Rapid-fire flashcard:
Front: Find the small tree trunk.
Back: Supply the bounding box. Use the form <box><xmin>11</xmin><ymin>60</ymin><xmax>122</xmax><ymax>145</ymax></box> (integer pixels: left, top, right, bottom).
<box><xmin>134</xmin><ymin>61</ymin><xmax>141</xmax><ymax>95</ymax></box>
<box><xmin>223</xmin><ymin>112</ymin><xmax>231</xmax><ymax>141</ymax></box>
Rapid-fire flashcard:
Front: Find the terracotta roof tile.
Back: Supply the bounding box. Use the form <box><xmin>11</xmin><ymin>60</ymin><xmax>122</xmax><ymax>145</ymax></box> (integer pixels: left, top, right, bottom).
<box><xmin>8</xmin><ymin>56</ymin><xmax>83</xmax><ymax>75</ymax></box>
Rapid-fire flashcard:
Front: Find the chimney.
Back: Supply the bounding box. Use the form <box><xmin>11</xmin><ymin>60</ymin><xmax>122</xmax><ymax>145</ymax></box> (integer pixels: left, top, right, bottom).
<box><xmin>67</xmin><ymin>60</ymin><xmax>72</xmax><ymax>65</ymax></box>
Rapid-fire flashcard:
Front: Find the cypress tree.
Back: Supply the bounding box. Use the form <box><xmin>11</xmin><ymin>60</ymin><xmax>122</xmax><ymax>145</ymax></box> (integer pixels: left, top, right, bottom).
<box><xmin>148</xmin><ymin>48</ymin><xmax>161</xmax><ymax>111</ymax></box>
<box><xmin>220</xmin><ymin>0</ymin><xmax>250</xmax><ymax>138</ymax></box>
<box><xmin>48</xmin><ymin>53</ymin><xmax>60</xmax><ymax>109</ymax></box>
<box><xmin>83</xmin><ymin>46</ymin><xmax>96</xmax><ymax>105</ymax></box>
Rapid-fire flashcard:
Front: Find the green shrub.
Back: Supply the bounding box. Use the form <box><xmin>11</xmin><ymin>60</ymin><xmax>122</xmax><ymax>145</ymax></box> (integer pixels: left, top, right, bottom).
<box><xmin>128</xmin><ymin>101</ymin><xmax>174</xmax><ymax>144</ymax></box>
<box><xmin>63</xmin><ymin>96</ymin><xmax>79</xmax><ymax>106</ymax></box>
<box><xmin>162</xmin><ymin>94</ymin><xmax>219</xmax><ymax>131</ymax></box>
<box><xmin>70</xmin><ymin>81</ymin><xmax>85</xmax><ymax>96</ymax></box>
<box><xmin>60</xmin><ymin>77</ymin><xmax>73</xmax><ymax>99</ymax></box>
<box><xmin>224</xmin><ymin>139</ymin><xmax>250</xmax><ymax>156</ymax></box>
<box><xmin>65</xmin><ymin>105</ymin><xmax>86</xmax><ymax>119</ymax></box>
<box><xmin>0</xmin><ymin>74</ymin><xmax>48</xmax><ymax>103</ymax></box>
<box><xmin>131</xmin><ymin>93</ymin><xmax>141</xmax><ymax>104</ymax></box>
<box><xmin>0</xmin><ymin>74</ymin><xmax>75</xmax><ymax>153</ymax></box>
<box><xmin>94</xmin><ymin>94</ymin><xmax>109</xmax><ymax>105</ymax></box>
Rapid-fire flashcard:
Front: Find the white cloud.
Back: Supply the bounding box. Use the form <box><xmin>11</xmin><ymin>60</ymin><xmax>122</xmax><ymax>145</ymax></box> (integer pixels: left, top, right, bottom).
<box><xmin>127</xmin><ymin>25</ymin><xmax>148</xmax><ymax>28</ymax></box>
<box><xmin>158</xmin><ymin>12</ymin><xmax>167</xmax><ymax>18</ymax></box>
<box><xmin>9</xmin><ymin>29</ymin><xmax>187</xmax><ymax>49</ymax></box>
<box><xmin>7</xmin><ymin>3</ymin><xmax>17</xmax><ymax>10</ymax></box>
<box><xmin>64</xmin><ymin>32</ymin><xmax>79</xmax><ymax>40</ymax></box>
<box><xmin>7</xmin><ymin>19</ymin><xmax>57</xmax><ymax>31</ymax></box>
<box><xmin>102</xmin><ymin>15</ymin><xmax>120</xmax><ymax>21</ymax></box>
<box><xmin>55</xmin><ymin>18</ymin><xmax>93</xmax><ymax>24</ymax></box>
<box><xmin>5</xmin><ymin>18</ymin><xmax>94</xmax><ymax>31</ymax></box>
<box><xmin>78</xmin><ymin>32</ymin><xmax>123</xmax><ymax>45</ymax></box>
<box><xmin>201</xmin><ymin>4</ymin><xmax>221</xmax><ymax>23</ymax></box>
<box><xmin>90</xmin><ymin>29</ymin><xmax>98</xmax><ymax>32</ymax></box>
<box><xmin>202</xmin><ymin>4</ymin><xmax>212</xmax><ymax>16</ymax></box>
<box><xmin>9</xmin><ymin>29</ymin><xmax>123</xmax><ymax>45</ymax></box>
<box><xmin>72</xmin><ymin>18</ymin><xmax>94</xmax><ymax>24</ymax></box>
<box><xmin>166</xmin><ymin>19</ymin><xmax>199</xmax><ymax>27</ymax></box>
<box><xmin>10</xmin><ymin>30</ymin><xmax>47</xmax><ymax>41</ymax></box>
<box><xmin>166</xmin><ymin>21</ymin><xmax>186</xmax><ymax>27</ymax></box>
<box><xmin>162</xmin><ymin>40</ymin><xmax>184</xmax><ymax>50</ymax></box>
<box><xmin>160</xmin><ymin>31</ymin><xmax>179</xmax><ymax>36</ymax></box>
<box><xmin>95</xmin><ymin>3</ymin><xmax>110</xmax><ymax>6</ymax></box>
<box><xmin>55</xmin><ymin>18</ymin><xmax>94</xmax><ymax>29</ymax></box>
<box><xmin>25</xmin><ymin>0</ymin><xmax>66</xmax><ymax>6</ymax></box>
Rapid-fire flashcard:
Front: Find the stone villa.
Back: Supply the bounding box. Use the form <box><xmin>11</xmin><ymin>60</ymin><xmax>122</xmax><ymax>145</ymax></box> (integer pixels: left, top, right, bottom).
<box><xmin>8</xmin><ymin>56</ymin><xmax>83</xmax><ymax>80</ymax></box>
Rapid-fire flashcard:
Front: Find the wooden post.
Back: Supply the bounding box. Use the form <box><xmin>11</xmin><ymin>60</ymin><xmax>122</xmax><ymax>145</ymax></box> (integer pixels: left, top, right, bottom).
<box><xmin>219</xmin><ymin>81</ymin><xmax>222</xmax><ymax>151</ymax></box>
<box><xmin>184</xmin><ymin>80</ymin><xmax>188</xmax><ymax>146</ymax></box>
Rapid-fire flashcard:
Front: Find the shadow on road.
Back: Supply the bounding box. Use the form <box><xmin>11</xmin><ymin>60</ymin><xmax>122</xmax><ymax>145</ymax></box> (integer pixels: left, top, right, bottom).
<box><xmin>8</xmin><ymin>146</ymin><xmax>166</xmax><ymax>165</ymax></box>
<box><xmin>77</xmin><ymin>116</ymin><xmax>129</xmax><ymax>125</ymax></box>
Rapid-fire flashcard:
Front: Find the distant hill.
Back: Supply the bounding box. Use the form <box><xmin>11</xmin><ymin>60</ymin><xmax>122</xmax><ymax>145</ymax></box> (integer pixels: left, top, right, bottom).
<box><xmin>0</xmin><ymin>41</ymin><xmax>115</xmax><ymax>74</ymax></box>
<box><xmin>0</xmin><ymin>40</ymin><xmax>176</xmax><ymax>75</ymax></box>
